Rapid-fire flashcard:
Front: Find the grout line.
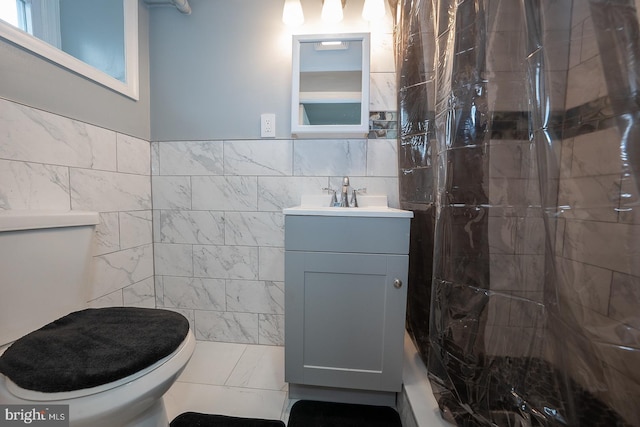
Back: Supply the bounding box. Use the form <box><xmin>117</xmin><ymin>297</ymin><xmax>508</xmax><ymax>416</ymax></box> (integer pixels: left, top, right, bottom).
<box><xmin>223</xmin><ymin>344</ymin><xmax>249</xmax><ymax>386</ymax></box>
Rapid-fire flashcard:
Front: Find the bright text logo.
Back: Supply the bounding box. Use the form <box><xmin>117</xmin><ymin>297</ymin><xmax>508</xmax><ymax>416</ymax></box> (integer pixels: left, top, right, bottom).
<box><xmin>0</xmin><ymin>406</ymin><xmax>68</xmax><ymax>426</ymax></box>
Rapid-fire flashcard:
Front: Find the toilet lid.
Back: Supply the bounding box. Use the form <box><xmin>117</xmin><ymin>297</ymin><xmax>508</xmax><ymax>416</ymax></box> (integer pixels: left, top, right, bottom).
<box><xmin>0</xmin><ymin>307</ymin><xmax>189</xmax><ymax>393</ymax></box>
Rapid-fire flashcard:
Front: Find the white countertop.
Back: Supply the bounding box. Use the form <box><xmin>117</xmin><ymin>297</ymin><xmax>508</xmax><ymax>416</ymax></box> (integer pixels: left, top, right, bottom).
<box><xmin>283</xmin><ymin>206</ymin><xmax>414</xmax><ymax>218</ymax></box>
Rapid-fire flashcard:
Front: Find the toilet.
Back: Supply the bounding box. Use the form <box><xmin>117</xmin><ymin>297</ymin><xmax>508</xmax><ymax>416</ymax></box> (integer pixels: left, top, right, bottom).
<box><xmin>0</xmin><ymin>211</ymin><xmax>195</xmax><ymax>427</ymax></box>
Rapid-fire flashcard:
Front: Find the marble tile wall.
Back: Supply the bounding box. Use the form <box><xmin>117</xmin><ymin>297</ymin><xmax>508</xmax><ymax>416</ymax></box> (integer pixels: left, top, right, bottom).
<box><xmin>482</xmin><ymin>1</ymin><xmax>640</xmax><ymax>381</ymax></box>
<box><xmin>151</xmin><ymin>137</ymin><xmax>399</xmax><ymax>345</ymax></box>
<box><xmin>485</xmin><ymin>136</ymin><xmax>546</xmax><ymax>359</ymax></box>
<box><xmin>0</xmin><ymin>98</ymin><xmax>398</xmax><ymax>348</ymax></box>
<box><xmin>554</xmin><ymin>2</ymin><xmax>640</xmax><ymax>423</ymax></box>
<box><xmin>151</xmin><ymin>29</ymin><xmax>399</xmax><ymax>346</ymax></box>
<box><xmin>481</xmin><ymin>3</ymin><xmax>640</xmax><ymax>421</ymax></box>
<box><xmin>0</xmin><ymin>97</ymin><xmax>154</xmax><ymax>308</ymax></box>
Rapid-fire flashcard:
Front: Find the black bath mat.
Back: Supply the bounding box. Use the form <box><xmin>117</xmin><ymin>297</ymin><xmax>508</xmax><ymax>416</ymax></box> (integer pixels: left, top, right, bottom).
<box><xmin>170</xmin><ymin>412</ymin><xmax>285</xmax><ymax>427</ymax></box>
<box><xmin>287</xmin><ymin>400</ymin><xmax>402</xmax><ymax>427</ymax></box>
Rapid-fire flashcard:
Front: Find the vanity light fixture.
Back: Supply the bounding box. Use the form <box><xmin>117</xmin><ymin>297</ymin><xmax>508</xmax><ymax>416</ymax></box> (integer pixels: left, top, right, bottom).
<box><xmin>362</xmin><ymin>0</ymin><xmax>385</xmax><ymax>21</ymax></box>
<box><xmin>282</xmin><ymin>0</ymin><xmax>304</xmax><ymax>26</ymax></box>
<box><xmin>321</xmin><ymin>0</ymin><xmax>344</xmax><ymax>23</ymax></box>
<box><xmin>282</xmin><ymin>0</ymin><xmax>386</xmax><ymax>27</ymax></box>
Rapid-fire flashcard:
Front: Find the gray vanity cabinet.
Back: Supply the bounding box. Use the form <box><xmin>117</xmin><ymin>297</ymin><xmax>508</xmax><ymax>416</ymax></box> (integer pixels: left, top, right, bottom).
<box><xmin>284</xmin><ymin>214</ymin><xmax>410</xmax><ymax>394</ymax></box>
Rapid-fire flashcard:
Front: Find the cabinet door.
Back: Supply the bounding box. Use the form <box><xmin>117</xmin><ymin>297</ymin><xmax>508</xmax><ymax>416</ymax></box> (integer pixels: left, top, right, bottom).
<box><xmin>285</xmin><ymin>251</ymin><xmax>408</xmax><ymax>392</ymax></box>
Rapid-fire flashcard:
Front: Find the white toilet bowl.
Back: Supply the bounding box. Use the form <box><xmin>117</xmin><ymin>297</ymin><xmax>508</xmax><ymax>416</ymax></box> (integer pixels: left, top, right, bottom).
<box><xmin>0</xmin><ymin>328</ymin><xmax>195</xmax><ymax>427</ymax></box>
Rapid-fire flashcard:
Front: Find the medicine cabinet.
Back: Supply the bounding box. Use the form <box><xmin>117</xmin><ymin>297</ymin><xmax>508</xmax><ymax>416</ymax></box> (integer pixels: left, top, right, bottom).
<box><xmin>291</xmin><ymin>33</ymin><xmax>370</xmax><ymax>137</ymax></box>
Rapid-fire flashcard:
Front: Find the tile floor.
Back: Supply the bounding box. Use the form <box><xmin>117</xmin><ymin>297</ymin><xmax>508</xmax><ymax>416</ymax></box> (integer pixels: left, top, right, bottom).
<box><xmin>164</xmin><ymin>341</ymin><xmax>293</xmax><ymax>423</ymax></box>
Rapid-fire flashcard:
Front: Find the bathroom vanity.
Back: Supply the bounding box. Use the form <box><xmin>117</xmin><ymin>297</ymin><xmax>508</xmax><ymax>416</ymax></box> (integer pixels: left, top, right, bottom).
<box><xmin>283</xmin><ymin>196</ymin><xmax>413</xmax><ymax>405</ymax></box>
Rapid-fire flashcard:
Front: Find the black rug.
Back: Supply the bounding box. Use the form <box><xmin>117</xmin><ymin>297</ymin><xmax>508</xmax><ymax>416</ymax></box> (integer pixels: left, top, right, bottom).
<box><xmin>287</xmin><ymin>400</ymin><xmax>402</xmax><ymax>427</ymax></box>
<box><xmin>171</xmin><ymin>412</ymin><xmax>285</xmax><ymax>427</ymax></box>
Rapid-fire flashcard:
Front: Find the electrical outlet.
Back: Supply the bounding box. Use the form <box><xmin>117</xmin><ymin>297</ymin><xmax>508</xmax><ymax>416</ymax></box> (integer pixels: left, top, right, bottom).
<box><xmin>261</xmin><ymin>113</ymin><xmax>276</xmax><ymax>138</ymax></box>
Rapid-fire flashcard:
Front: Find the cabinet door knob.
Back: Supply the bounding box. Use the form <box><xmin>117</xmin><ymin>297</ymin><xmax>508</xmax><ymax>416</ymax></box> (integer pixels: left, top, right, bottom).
<box><xmin>393</xmin><ymin>279</ymin><xmax>403</xmax><ymax>288</ymax></box>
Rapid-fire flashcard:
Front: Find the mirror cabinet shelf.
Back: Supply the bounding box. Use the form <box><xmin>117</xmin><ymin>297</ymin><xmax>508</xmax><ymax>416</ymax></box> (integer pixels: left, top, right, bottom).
<box><xmin>298</xmin><ymin>92</ymin><xmax>362</xmax><ymax>102</ymax></box>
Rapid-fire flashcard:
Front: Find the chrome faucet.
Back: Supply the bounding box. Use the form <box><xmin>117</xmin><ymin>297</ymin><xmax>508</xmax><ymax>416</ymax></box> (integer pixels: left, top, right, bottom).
<box><xmin>324</xmin><ymin>177</ymin><xmax>365</xmax><ymax>207</ymax></box>
<box><xmin>339</xmin><ymin>176</ymin><xmax>350</xmax><ymax>207</ymax></box>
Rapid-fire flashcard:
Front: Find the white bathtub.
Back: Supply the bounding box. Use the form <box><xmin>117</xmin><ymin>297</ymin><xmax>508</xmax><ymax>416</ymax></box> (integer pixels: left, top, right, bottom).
<box><xmin>400</xmin><ymin>332</ymin><xmax>453</xmax><ymax>427</ymax></box>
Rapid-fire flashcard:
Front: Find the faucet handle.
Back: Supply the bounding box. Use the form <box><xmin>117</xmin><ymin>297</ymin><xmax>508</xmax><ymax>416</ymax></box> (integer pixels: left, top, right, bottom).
<box><xmin>322</xmin><ymin>186</ymin><xmax>336</xmax><ymax>195</ymax></box>
<box><xmin>322</xmin><ymin>187</ymin><xmax>338</xmax><ymax>207</ymax></box>
<box><xmin>349</xmin><ymin>188</ymin><xmax>366</xmax><ymax>208</ymax></box>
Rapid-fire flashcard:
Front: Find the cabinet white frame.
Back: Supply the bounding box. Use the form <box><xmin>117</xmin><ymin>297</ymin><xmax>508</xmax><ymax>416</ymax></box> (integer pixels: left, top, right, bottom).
<box><xmin>291</xmin><ymin>33</ymin><xmax>370</xmax><ymax>137</ymax></box>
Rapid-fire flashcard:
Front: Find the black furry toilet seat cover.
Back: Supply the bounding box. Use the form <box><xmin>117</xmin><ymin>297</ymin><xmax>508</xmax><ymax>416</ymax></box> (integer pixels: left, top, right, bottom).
<box><xmin>0</xmin><ymin>307</ymin><xmax>190</xmax><ymax>393</ymax></box>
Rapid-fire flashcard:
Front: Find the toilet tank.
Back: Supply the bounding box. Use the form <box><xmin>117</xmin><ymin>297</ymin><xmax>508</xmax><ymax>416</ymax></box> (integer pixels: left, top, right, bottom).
<box><xmin>0</xmin><ymin>211</ymin><xmax>99</xmax><ymax>347</ymax></box>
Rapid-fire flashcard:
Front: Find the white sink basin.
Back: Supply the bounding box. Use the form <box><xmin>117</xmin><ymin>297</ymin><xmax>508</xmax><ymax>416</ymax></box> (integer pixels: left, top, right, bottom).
<box><xmin>283</xmin><ymin>195</ymin><xmax>414</xmax><ymax>218</ymax></box>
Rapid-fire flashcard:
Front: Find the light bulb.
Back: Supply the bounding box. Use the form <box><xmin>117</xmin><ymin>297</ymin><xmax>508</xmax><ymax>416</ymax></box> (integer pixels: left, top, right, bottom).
<box><xmin>282</xmin><ymin>0</ymin><xmax>304</xmax><ymax>26</ymax></box>
<box><xmin>362</xmin><ymin>0</ymin><xmax>385</xmax><ymax>21</ymax></box>
<box><xmin>321</xmin><ymin>0</ymin><xmax>343</xmax><ymax>23</ymax></box>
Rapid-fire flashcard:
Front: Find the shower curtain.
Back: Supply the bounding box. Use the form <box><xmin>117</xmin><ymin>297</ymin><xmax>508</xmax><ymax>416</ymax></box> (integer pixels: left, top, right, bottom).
<box><xmin>396</xmin><ymin>0</ymin><xmax>640</xmax><ymax>425</ymax></box>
